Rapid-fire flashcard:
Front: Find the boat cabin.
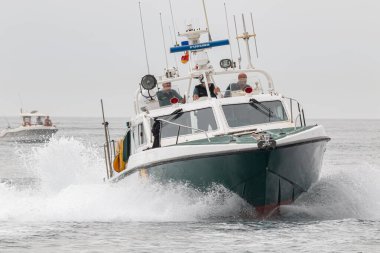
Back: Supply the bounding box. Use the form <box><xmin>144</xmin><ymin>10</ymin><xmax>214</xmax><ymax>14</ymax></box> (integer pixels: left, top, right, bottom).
<box><xmin>20</xmin><ymin>111</ymin><xmax>53</xmax><ymax>127</ymax></box>
<box><xmin>128</xmin><ymin>70</ymin><xmax>304</xmax><ymax>154</ymax></box>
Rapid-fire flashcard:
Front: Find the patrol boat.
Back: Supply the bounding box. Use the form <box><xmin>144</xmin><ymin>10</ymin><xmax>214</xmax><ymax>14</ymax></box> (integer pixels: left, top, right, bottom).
<box><xmin>0</xmin><ymin>110</ymin><xmax>58</xmax><ymax>143</ymax></box>
<box><xmin>102</xmin><ymin>4</ymin><xmax>330</xmax><ymax>215</ymax></box>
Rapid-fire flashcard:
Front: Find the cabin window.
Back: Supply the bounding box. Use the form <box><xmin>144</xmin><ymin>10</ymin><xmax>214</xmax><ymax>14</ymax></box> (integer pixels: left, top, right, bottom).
<box><xmin>155</xmin><ymin>107</ymin><xmax>218</xmax><ymax>139</ymax></box>
<box><xmin>222</xmin><ymin>100</ymin><xmax>288</xmax><ymax>127</ymax></box>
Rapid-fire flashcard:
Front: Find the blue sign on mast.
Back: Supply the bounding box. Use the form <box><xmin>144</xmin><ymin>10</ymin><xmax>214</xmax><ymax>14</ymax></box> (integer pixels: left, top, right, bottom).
<box><xmin>170</xmin><ymin>39</ymin><xmax>230</xmax><ymax>53</ymax></box>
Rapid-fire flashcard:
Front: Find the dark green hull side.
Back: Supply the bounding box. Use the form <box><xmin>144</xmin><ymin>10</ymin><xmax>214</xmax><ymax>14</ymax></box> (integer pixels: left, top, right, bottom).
<box><xmin>146</xmin><ymin>139</ymin><xmax>328</xmax><ymax>212</ymax></box>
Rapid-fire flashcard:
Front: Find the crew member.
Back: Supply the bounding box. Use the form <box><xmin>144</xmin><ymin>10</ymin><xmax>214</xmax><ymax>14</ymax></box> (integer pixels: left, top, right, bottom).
<box><xmin>193</xmin><ymin>75</ymin><xmax>221</xmax><ymax>100</ymax></box>
<box><xmin>224</xmin><ymin>72</ymin><xmax>252</xmax><ymax>97</ymax></box>
<box><xmin>157</xmin><ymin>82</ymin><xmax>185</xmax><ymax>107</ymax></box>
<box><xmin>44</xmin><ymin>116</ymin><xmax>52</xmax><ymax>126</ymax></box>
<box><xmin>36</xmin><ymin>116</ymin><xmax>43</xmax><ymax>125</ymax></box>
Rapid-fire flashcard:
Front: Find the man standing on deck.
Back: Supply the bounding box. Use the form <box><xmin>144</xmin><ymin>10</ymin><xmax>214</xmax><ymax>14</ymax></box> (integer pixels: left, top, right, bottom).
<box><xmin>44</xmin><ymin>116</ymin><xmax>52</xmax><ymax>127</ymax></box>
<box><xmin>157</xmin><ymin>82</ymin><xmax>185</xmax><ymax>107</ymax></box>
<box><xmin>193</xmin><ymin>75</ymin><xmax>221</xmax><ymax>100</ymax></box>
<box><xmin>224</xmin><ymin>72</ymin><xmax>252</xmax><ymax>97</ymax></box>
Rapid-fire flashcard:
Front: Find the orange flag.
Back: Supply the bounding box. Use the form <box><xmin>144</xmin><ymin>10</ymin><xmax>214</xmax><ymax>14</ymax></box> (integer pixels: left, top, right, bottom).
<box><xmin>181</xmin><ymin>51</ymin><xmax>189</xmax><ymax>64</ymax></box>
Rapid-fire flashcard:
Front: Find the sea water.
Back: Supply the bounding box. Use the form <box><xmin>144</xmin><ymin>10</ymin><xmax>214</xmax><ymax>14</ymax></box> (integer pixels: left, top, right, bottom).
<box><xmin>0</xmin><ymin>118</ymin><xmax>379</xmax><ymax>252</ymax></box>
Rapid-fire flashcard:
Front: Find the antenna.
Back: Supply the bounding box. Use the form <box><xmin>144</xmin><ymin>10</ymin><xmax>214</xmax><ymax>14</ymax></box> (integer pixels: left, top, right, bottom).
<box><xmin>202</xmin><ymin>0</ymin><xmax>212</xmax><ymax>41</ymax></box>
<box><xmin>224</xmin><ymin>2</ymin><xmax>234</xmax><ymax>67</ymax></box>
<box><xmin>241</xmin><ymin>14</ymin><xmax>254</xmax><ymax>69</ymax></box>
<box><xmin>250</xmin><ymin>12</ymin><xmax>259</xmax><ymax>58</ymax></box>
<box><xmin>233</xmin><ymin>15</ymin><xmax>242</xmax><ymax>69</ymax></box>
<box><xmin>159</xmin><ymin>13</ymin><xmax>169</xmax><ymax>69</ymax></box>
<box><xmin>138</xmin><ymin>2</ymin><xmax>150</xmax><ymax>74</ymax></box>
<box><xmin>168</xmin><ymin>0</ymin><xmax>178</xmax><ymax>46</ymax></box>
<box><xmin>169</xmin><ymin>26</ymin><xmax>179</xmax><ymax>70</ymax></box>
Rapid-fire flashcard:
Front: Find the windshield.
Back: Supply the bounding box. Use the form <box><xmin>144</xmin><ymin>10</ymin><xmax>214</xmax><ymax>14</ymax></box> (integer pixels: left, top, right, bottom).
<box><xmin>156</xmin><ymin>108</ymin><xmax>218</xmax><ymax>138</ymax></box>
<box><xmin>222</xmin><ymin>100</ymin><xmax>288</xmax><ymax>128</ymax></box>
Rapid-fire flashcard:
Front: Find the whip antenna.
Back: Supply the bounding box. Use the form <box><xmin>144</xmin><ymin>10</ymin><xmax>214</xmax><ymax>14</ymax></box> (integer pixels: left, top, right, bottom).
<box><xmin>138</xmin><ymin>2</ymin><xmax>150</xmax><ymax>73</ymax></box>
<box><xmin>250</xmin><ymin>12</ymin><xmax>259</xmax><ymax>58</ymax></box>
<box><xmin>224</xmin><ymin>2</ymin><xmax>234</xmax><ymax>67</ymax></box>
<box><xmin>159</xmin><ymin>13</ymin><xmax>169</xmax><ymax>69</ymax></box>
<box><xmin>169</xmin><ymin>26</ymin><xmax>179</xmax><ymax>70</ymax></box>
<box><xmin>233</xmin><ymin>15</ymin><xmax>242</xmax><ymax>69</ymax></box>
<box><xmin>168</xmin><ymin>0</ymin><xmax>178</xmax><ymax>46</ymax></box>
<box><xmin>202</xmin><ymin>0</ymin><xmax>212</xmax><ymax>41</ymax></box>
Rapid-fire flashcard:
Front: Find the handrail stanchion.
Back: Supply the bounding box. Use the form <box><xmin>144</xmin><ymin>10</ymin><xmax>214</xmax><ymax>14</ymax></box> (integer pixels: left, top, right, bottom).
<box><xmin>290</xmin><ymin>98</ymin><xmax>293</xmax><ymax>123</ymax></box>
<box><xmin>176</xmin><ymin>126</ymin><xmax>181</xmax><ymax>144</ymax></box>
<box><xmin>297</xmin><ymin>102</ymin><xmax>302</xmax><ymax>127</ymax></box>
<box><xmin>302</xmin><ymin>109</ymin><xmax>306</xmax><ymax>126</ymax></box>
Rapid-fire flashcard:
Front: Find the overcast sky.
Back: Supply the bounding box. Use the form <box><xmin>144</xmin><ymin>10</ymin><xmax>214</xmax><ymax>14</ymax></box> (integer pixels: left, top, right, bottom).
<box><xmin>0</xmin><ymin>0</ymin><xmax>379</xmax><ymax>119</ymax></box>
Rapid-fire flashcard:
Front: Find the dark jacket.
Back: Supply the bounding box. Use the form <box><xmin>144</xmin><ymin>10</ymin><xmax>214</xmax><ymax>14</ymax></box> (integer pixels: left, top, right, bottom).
<box><xmin>193</xmin><ymin>83</ymin><xmax>217</xmax><ymax>98</ymax></box>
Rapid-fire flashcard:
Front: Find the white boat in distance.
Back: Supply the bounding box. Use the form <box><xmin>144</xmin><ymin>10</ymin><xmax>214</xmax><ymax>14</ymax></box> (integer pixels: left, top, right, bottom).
<box><xmin>0</xmin><ymin>111</ymin><xmax>58</xmax><ymax>143</ymax></box>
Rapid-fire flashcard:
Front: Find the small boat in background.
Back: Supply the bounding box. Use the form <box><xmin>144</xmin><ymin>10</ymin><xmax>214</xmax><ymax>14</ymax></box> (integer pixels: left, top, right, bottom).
<box><xmin>0</xmin><ymin>110</ymin><xmax>58</xmax><ymax>143</ymax></box>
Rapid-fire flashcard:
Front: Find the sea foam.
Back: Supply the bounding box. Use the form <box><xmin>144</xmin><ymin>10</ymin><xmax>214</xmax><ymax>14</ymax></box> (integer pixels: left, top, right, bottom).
<box><xmin>1</xmin><ymin>137</ymin><xmax>379</xmax><ymax>222</ymax></box>
<box><xmin>0</xmin><ymin>137</ymin><xmax>247</xmax><ymax>222</ymax></box>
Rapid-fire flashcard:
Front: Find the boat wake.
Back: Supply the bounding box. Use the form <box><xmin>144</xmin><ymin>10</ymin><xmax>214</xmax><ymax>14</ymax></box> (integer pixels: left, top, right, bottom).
<box><xmin>0</xmin><ymin>137</ymin><xmax>379</xmax><ymax>222</ymax></box>
<box><xmin>280</xmin><ymin>162</ymin><xmax>380</xmax><ymax>221</ymax></box>
<box><xmin>0</xmin><ymin>137</ymin><xmax>248</xmax><ymax>222</ymax></box>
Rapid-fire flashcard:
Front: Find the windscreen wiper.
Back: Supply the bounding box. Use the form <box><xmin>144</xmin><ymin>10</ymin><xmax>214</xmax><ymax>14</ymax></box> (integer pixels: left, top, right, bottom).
<box><xmin>249</xmin><ymin>98</ymin><xmax>272</xmax><ymax>121</ymax></box>
<box><xmin>170</xmin><ymin>108</ymin><xmax>183</xmax><ymax>115</ymax></box>
<box><xmin>161</xmin><ymin>108</ymin><xmax>184</xmax><ymax>127</ymax></box>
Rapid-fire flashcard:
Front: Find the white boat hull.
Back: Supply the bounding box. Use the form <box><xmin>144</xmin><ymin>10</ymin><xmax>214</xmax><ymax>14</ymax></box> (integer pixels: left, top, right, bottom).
<box><xmin>0</xmin><ymin>126</ymin><xmax>58</xmax><ymax>143</ymax></box>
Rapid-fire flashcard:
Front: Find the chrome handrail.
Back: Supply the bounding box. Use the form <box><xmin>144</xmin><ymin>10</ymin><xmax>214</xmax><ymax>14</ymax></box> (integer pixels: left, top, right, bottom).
<box><xmin>283</xmin><ymin>96</ymin><xmax>306</xmax><ymax>128</ymax></box>
<box><xmin>156</xmin><ymin>118</ymin><xmax>211</xmax><ymax>142</ymax></box>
